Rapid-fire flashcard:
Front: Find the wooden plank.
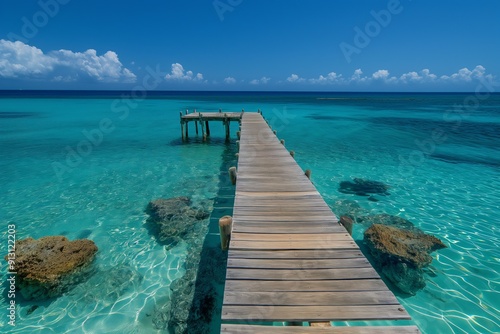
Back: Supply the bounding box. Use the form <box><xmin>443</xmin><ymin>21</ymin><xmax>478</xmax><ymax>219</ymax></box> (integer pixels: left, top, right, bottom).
<box><xmin>221</xmin><ymin>305</ymin><xmax>411</xmax><ymax>321</ymax></box>
<box><xmin>231</xmin><ymin>233</ymin><xmax>350</xmax><ymax>242</ymax></box>
<box><xmin>225</xmin><ymin>267</ymin><xmax>380</xmax><ymax>280</ymax></box>
<box><xmin>227</xmin><ymin>258</ymin><xmax>370</xmax><ymax>269</ymax></box>
<box><xmin>236</xmin><ymin>191</ymin><xmax>320</xmax><ymax>197</ymax></box>
<box><xmin>233</xmin><ymin>215</ymin><xmax>337</xmax><ymax>221</ymax></box>
<box><xmin>224</xmin><ymin>279</ymin><xmax>389</xmax><ymax>293</ymax></box>
<box><xmin>229</xmin><ymin>240</ymin><xmax>357</xmax><ymax>250</ymax></box>
<box><xmin>221</xmin><ymin>325</ymin><xmax>421</xmax><ymax>334</ymax></box>
<box><xmin>232</xmin><ymin>224</ymin><xmax>345</xmax><ymax>234</ymax></box>
<box><xmin>223</xmin><ymin>291</ymin><xmax>400</xmax><ymax>306</ymax></box>
<box><xmin>227</xmin><ymin>249</ymin><xmax>364</xmax><ymax>259</ymax></box>
<box><xmin>234</xmin><ymin>200</ymin><xmax>328</xmax><ymax>206</ymax></box>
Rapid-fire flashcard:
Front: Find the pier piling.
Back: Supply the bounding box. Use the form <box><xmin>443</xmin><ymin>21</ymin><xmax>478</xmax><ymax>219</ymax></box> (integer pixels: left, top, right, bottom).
<box><xmin>228</xmin><ymin>166</ymin><xmax>237</xmax><ymax>185</ymax></box>
<box><xmin>219</xmin><ymin>216</ymin><xmax>233</xmax><ymax>251</ymax></box>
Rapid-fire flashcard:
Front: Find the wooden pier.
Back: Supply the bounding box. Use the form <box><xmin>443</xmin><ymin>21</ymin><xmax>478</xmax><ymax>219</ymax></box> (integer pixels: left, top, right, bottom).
<box><xmin>219</xmin><ymin>112</ymin><xmax>421</xmax><ymax>333</ymax></box>
<box><xmin>179</xmin><ymin>110</ymin><xmax>245</xmax><ymax>141</ymax></box>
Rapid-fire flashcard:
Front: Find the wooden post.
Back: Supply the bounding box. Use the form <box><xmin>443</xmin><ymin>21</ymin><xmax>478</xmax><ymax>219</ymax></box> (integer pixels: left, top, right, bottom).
<box><xmin>179</xmin><ymin>111</ymin><xmax>184</xmax><ymax>140</ymax></box>
<box><xmin>340</xmin><ymin>216</ymin><xmax>354</xmax><ymax>235</ymax></box>
<box><xmin>219</xmin><ymin>216</ymin><xmax>233</xmax><ymax>250</ymax></box>
<box><xmin>305</xmin><ymin>169</ymin><xmax>311</xmax><ymax>179</ymax></box>
<box><xmin>219</xmin><ymin>108</ymin><xmax>222</xmax><ymax>113</ymax></box>
<box><xmin>229</xmin><ymin>166</ymin><xmax>237</xmax><ymax>185</ymax></box>
<box><xmin>258</xmin><ymin>109</ymin><xmax>261</xmax><ymax>114</ymax></box>
<box><xmin>290</xmin><ymin>150</ymin><xmax>295</xmax><ymax>158</ymax></box>
<box><xmin>206</xmin><ymin>121</ymin><xmax>210</xmax><ymax>137</ymax></box>
<box><xmin>236</xmin><ymin>131</ymin><xmax>240</xmax><ymax>139</ymax></box>
<box><xmin>199</xmin><ymin>113</ymin><xmax>206</xmax><ymax>141</ymax></box>
<box><xmin>280</xmin><ymin>139</ymin><xmax>285</xmax><ymax>146</ymax></box>
<box><xmin>273</xmin><ymin>130</ymin><xmax>277</xmax><ymax>135</ymax></box>
<box><xmin>194</xmin><ymin>109</ymin><xmax>199</xmax><ymax>135</ymax></box>
<box><xmin>235</xmin><ymin>153</ymin><xmax>239</xmax><ymax>158</ymax></box>
<box><xmin>236</xmin><ymin>140</ymin><xmax>240</xmax><ymax>149</ymax></box>
<box><xmin>224</xmin><ymin>113</ymin><xmax>230</xmax><ymax>140</ymax></box>
<box><xmin>185</xmin><ymin>120</ymin><xmax>189</xmax><ymax>138</ymax></box>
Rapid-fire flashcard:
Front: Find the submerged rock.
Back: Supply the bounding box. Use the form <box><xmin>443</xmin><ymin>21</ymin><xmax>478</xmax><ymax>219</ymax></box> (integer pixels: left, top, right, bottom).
<box><xmin>364</xmin><ymin>224</ymin><xmax>446</xmax><ymax>295</ymax></box>
<box><xmin>339</xmin><ymin>178</ymin><xmax>390</xmax><ymax>196</ymax></box>
<box><xmin>146</xmin><ymin>197</ymin><xmax>211</xmax><ymax>249</ymax></box>
<box><xmin>5</xmin><ymin>236</ymin><xmax>98</xmax><ymax>300</ymax></box>
<box><xmin>329</xmin><ymin>199</ymin><xmax>365</xmax><ymax>221</ymax></box>
<box><xmin>146</xmin><ymin>196</ymin><xmax>222</xmax><ymax>333</ymax></box>
<box><xmin>146</xmin><ymin>197</ymin><xmax>209</xmax><ymax>222</ymax></box>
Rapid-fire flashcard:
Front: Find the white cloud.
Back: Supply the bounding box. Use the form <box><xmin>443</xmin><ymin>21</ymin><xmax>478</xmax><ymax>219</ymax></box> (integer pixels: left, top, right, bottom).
<box><xmin>371</xmin><ymin>69</ymin><xmax>398</xmax><ymax>83</ymax></box>
<box><xmin>165</xmin><ymin>63</ymin><xmax>203</xmax><ymax>81</ymax></box>
<box><xmin>301</xmin><ymin>67</ymin><xmax>493</xmax><ymax>86</ymax></box>
<box><xmin>350</xmin><ymin>68</ymin><xmax>367</xmax><ymax>82</ymax></box>
<box><xmin>0</xmin><ymin>39</ymin><xmax>136</xmax><ymax>83</ymax></box>
<box><xmin>53</xmin><ymin>49</ymin><xmax>136</xmax><ymax>82</ymax></box>
<box><xmin>399</xmin><ymin>69</ymin><xmax>438</xmax><ymax>83</ymax></box>
<box><xmin>372</xmin><ymin>69</ymin><xmax>390</xmax><ymax>80</ymax></box>
<box><xmin>287</xmin><ymin>74</ymin><xmax>304</xmax><ymax>83</ymax></box>
<box><xmin>0</xmin><ymin>40</ymin><xmax>54</xmax><ymax>78</ymax></box>
<box><xmin>421</xmin><ymin>69</ymin><xmax>437</xmax><ymax>80</ymax></box>
<box><xmin>224</xmin><ymin>76</ymin><xmax>236</xmax><ymax>84</ymax></box>
<box><xmin>309</xmin><ymin>72</ymin><xmax>342</xmax><ymax>84</ymax></box>
<box><xmin>442</xmin><ymin>65</ymin><xmax>491</xmax><ymax>82</ymax></box>
<box><xmin>250</xmin><ymin>77</ymin><xmax>271</xmax><ymax>85</ymax></box>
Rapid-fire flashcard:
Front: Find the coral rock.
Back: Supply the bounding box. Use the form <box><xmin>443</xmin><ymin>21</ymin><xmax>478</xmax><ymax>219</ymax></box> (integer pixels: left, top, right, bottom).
<box><xmin>6</xmin><ymin>236</ymin><xmax>97</xmax><ymax>300</ymax></box>
<box><xmin>364</xmin><ymin>224</ymin><xmax>446</xmax><ymax>295</ymax></box>
<box><xmin>146</xmin><ymin>197</ymin><xmax>210</xmax><ymax>248</ymax></box>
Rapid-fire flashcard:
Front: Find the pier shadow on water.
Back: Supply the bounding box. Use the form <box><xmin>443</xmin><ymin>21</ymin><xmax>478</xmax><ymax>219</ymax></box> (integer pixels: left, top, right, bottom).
<box><xmin>159</xmin><ymin>139</ymin><xmax>237</xmax><ymax>333</ymax></box>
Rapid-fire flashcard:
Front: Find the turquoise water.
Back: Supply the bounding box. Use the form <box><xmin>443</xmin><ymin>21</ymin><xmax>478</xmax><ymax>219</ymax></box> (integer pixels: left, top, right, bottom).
<box><xmin>1</xmin><ymin>92</ymin><xmax>499</xmax><ymax>333</ymax></box>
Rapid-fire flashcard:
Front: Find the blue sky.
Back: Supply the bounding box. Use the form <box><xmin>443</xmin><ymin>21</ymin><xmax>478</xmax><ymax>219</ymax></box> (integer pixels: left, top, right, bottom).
<box><xmin>0</xmin><ymin>0</ymin><xmax>499</xmax><ymax>91</ymax></box>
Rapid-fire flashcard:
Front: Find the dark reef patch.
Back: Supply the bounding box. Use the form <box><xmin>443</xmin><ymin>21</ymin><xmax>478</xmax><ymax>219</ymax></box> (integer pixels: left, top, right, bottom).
<box><xmin>0</xmin><ymin>111</ymin><xmax>38</xmax><ymax>119</ymax></box>
<box><xmin>339</xmin><ymin>178</ymin><xmax>390</xmax><ymax>196</ymax></box>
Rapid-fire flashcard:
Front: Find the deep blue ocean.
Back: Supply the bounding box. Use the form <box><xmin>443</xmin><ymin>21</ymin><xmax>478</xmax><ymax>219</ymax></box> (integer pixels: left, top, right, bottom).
<box><xmin>1</xmin><ymin>91</ymin><xmax>499</xmax><ymax>333</ymax></box>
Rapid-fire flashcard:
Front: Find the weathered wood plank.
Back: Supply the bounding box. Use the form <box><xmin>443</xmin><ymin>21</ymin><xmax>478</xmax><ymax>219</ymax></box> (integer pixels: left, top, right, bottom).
<box><xmin>229</xmin><ymin>240</ymin><xmax>358</xmax><ymax>250</ymax></box>
<box><xmin>233</xmin><ymin>215</ymin><xmax>338</xmax><ymax>221</ymax></box>
<box><xmin>221</xmin><ymin>325</ymin><xmax>421</xmax><ymax>334</ymax></box>
<box><xmin>225</xmin><ymin>267</ymin><xmax>380</xmax><ymax>280</ymax></box>
<box><xmin>231</xmin><ymin>233</ymin><xmax>350</xmax><ymax>241</ymax></box>
<box><xmin>227</xmin><ymin>258</ymin><xmax>370</xmax><ymax>269</ymax></box>
<box><xmin>223</xmin><ymin>291</ymin><xmax>400</xmax><ymax>306</ymax></box>
<box><xmin>232</xmin><ymin>224</ymin><xmax>345</xmax><ymax>234</ymax></box>
<box><xmin>227</xmin><ymin>249</ymin><xmax>364</xmax><ymax>259</ymax></box>
<box><xmin>224</xmin><ymin>279</ymin><xmax>388</xmax><ymax>292</ymax></box>
<box><xmin>221</xmin><ymin>305</ymin><xmax>411</xmax><ymax>321</ymax></box>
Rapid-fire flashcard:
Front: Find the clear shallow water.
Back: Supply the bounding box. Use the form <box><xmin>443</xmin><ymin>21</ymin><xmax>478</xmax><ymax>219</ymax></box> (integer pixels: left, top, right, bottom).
<box><xmin>1</xmin><ymin>91</ymin><xmax>499</xmax><ymax>333</ymax></box>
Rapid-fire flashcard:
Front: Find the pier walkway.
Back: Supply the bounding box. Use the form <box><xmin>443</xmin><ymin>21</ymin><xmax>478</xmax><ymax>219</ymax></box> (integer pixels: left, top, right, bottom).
<box><xmin>220</xmin><ymin>112</ymin><xmax>420</xmax><ymax>333</ymax></box>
